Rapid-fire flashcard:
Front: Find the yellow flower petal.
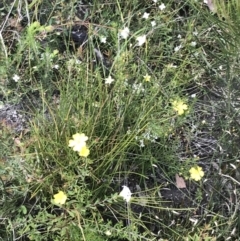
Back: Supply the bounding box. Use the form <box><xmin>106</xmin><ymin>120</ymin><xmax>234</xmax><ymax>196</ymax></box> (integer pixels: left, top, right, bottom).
<box><xmin>172</xmin><ymin>100</ymin><xmax>188</xmax><ymax>115</ymax></box>
<box><xmin>53</xmin><ymin>191</ymin><xmax>67</xmax><ymax>205</ymax></box>
<box><xmin>79</xmin><ymin>145</ymin><xmax>90</xmax><ymax>157</ymax></box>
<box><xmin>189</xmin><ymin>166</ymin><xmax>204</xmax><ymax>181</ymax></box>
<box><xmin>143</xmin><ymin>74</ymin><xmax>151</xmax><ymax>82</ymax></box>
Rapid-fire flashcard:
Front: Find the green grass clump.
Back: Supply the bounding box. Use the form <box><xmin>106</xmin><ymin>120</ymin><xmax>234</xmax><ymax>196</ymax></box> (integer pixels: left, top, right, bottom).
<box><xmin>1</xmin><ymin>0</ymin><xmax>240</xmax><ymax>240</ymax></box>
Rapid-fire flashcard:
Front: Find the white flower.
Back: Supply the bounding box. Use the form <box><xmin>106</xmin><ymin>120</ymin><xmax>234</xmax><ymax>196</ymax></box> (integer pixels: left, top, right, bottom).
<box><xmin>105</xmin><ymin>75</ymin><xmax>114</xmax><ymax>84</ymax></box>
<box><xmin>151</xmin><ymin>21</ymin><xmax>156</xmax><ymax>27</ymax></box>
<box><xmin>136</xmin><ymin>35</ymin><xmax>146</xmax><ymax>46</ymax></box>
<box><xmin>174</xmin><ymin>44</ymin><xmax>182</xmax><ymax>52</ymax></box>
<box><xmin>139</xmin><ymin>139</ymin><xmax>145</xmax><ymax>147</ymax></box>
<box><xmin>119</xmin><ymin>186</ymin><xmax>132</xmax><ymax>203</ymax></box>
<box><xmin>177</xmin><ymin>34</ymin><xmax>182</xmax><ymax>39</ymax></box>
<box><xmin>190</xmin><ymin>41</ymin><xmax>197</xmax><ymax>47</ymax></box>
<box><xmin>120</xmin><ymin>27</ymin><xmax>130</xmax><ymax>39</ymax></box>
<box><xmin>142</xmin><ymin>12</ymin><xmax>150</xmax><ymax>19</ymax></box>
<box><xmin>75</xmin><ymin>59</ymin><xmax>82</xmax><ymax>64</ymax></box>
<box><xmin>132</xmin><ymin>83</ymin><xmax>145</xmax><ymax>94</ymax></box>
<box><xmin>105</xmin><ymin>230</ymin><xmax>112</xmax><ymax>236</ymax></box>
<box><xmin>100</xmin><ymin>36</ymin><xmax>107</xmax><ymax>43</ymax></box>
<box><xmin>12</xmin><ymin>74</ymin><xmax>20</xmax><ymax>82</ymax></box>
<box><xmin>193</xmin><ymin>31</ymin><xmax>198</xmax><ymax>36</ymax></box>
<box><xmin>159</xmin><ymin>3</ymin><xmax>166</xmax><ymax>11</ymax></box>
<box><xmin>53</xmin><ymin>64</ymin><xmax>59</xmax><ymax>69</ymax></box>
<box><xmin>153</xmin><ymin>0</ymin><xmax>158</xmax><ymax>3</ymax></box>
<box><xmin>191</xmin><ymin>93</ymin><xmax>197</xmax><ymax>98</ymax></box>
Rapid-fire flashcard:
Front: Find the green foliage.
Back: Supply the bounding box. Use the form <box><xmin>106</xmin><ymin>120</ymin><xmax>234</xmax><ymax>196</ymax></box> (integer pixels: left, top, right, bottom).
<box><xmin>1</xmin><ymin>0</ymin><xmax>240</xmax><ymax>240</ymax></box>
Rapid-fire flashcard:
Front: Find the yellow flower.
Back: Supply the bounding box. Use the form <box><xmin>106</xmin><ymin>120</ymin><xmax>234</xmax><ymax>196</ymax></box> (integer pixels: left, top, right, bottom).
<box><xmin>68</xmin><ymin>133</ymin><xmax>88</xmax><ymax>152</ymax></box>
<box><xmin>53</xmin><ymin>191</ymin><xmax>67</xmax><ymax>205</ymax></box>
<box><xmin>79</xmin><ymin>145</ymin><xmax>90</xmax><ymax>157</ymax></box>
<box><xmin>143</xmin><ymin>74</ymin><xmax>151</xmax><ymax>82</ymax></box>
<box><xmin>172</xmin><ymin>100</ymin><xmax>188</xmax><ymax>115</ymax></box>
<box><xmin>189</xmin><ymin>166</ymin><xmax>204</xmax><ymax>181</ymax></box>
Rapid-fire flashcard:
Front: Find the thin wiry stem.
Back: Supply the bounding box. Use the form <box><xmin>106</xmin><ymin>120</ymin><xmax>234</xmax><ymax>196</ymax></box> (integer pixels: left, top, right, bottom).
<box><xmin>0</xmin><ymin>0</ymin><xmax>19</xmax><ymax>58</ymax></box>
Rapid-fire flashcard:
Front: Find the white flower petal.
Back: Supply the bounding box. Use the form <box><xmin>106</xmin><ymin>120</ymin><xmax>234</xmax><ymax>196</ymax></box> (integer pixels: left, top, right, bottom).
<box><xmin>12</xmin><ymin>74</ymin><xmax>20</xmax><ymax>82</ymax></box>
<box><xmin>174</xmin><ymin>45</ymin><xmax>182</xmax><ymax>52</ymax></box>
<box><xmin>119</xmin><ymin>186</ymin><xmax>132</xmax><ymax>203</ymax></box>
<box><xmin>105</xmin><ymin>76</ymin><xmax>114</xmax><ymax>84</ymax></box>
<box><xmin>105</xmin><ymin>230</ymin><xmax>111</xmax><ymax>236</ymax></box>
<box><xmin>120</xmin><ymin>27</ymin><xmax>130</xmax><ymax>39</ymax></box>
<box><xmin>193</xmin><ymin>31</ymin><xmax>198</xmax><ymax>36</ymax></box>
<box><xmin>136</xmin><ymin>35</ymin><xmax>146</xmax><ymax>46</ymax></box>
<box><xmin>190</xmin><ymin>41</ymin><xmax>197</xmax><ymax>47</ymax></box>
<box><xmin>151</xmin><ymin>21</ymin><xmax>156</xmax><ymax>27</ymax></box>
<box><xmin>100</xmin><ymin>36</ymin><xmax>107</xmax><ymax>43</ymax></box>
<box><xmin>142</xmin><ymin>12</ymin><xmax>150</xmax><ymax>19</ymax></box>
<box><xmin>159</xmin><ymin>3</ymin><xmax>166</xmax><ymax>11</ymax></box>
